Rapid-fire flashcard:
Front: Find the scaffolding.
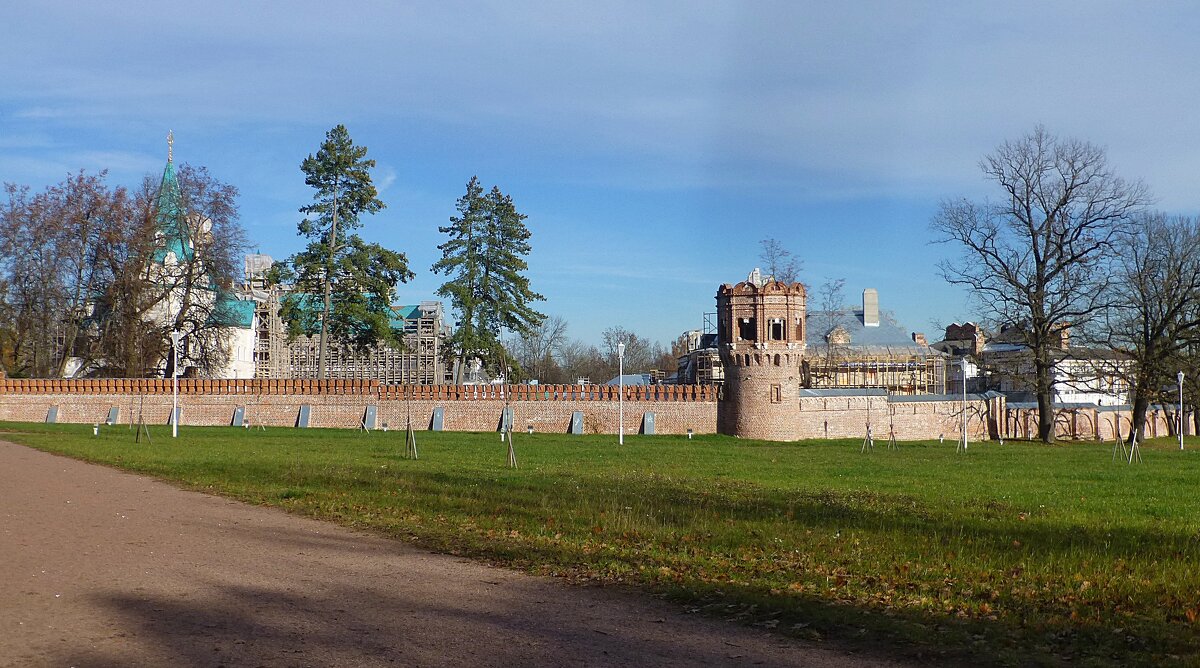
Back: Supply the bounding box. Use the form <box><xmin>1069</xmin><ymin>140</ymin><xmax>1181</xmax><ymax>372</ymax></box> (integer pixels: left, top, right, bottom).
<box><xmin>674</xmin><ymin>331</ymin><xmax>725</xmax><ymax>385</ymax></box>
<box><xmin>262</xmin><ymin>302</ymin><xmax>452</xmax><ymax>384</ymax></box>
<box><xmin>804</xmin><ymin>348</ymin><xmax>947</xmax><ymax>395</ymax></box>
<box><xmin>242</xmin><ymin>257</ymin><xmax>452</xmax><ymax>383</ymax></box>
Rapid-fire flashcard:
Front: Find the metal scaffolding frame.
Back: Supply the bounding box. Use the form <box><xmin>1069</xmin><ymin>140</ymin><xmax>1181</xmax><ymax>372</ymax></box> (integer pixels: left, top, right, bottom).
<box><xmin>243</xmin><ymin>256</ymin><xmax>452</xmax><ymax>383</ymax></box>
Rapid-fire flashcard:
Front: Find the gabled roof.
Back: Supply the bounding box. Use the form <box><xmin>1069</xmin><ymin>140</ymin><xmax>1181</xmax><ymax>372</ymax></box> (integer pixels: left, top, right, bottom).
<box><xmin>392</xmin><ymin>304</ymin><xmax>422</xmax><ymax>321</ymax></box>
<box><xmin>278</xmin><ymin>294</ymin><xmax>437</xmax><ymax>331</ymax></box>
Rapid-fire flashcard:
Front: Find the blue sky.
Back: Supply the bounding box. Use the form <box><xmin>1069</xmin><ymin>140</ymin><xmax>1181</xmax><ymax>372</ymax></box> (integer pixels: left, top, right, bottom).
<box><xmin>4</xmin><ymin>2</ymin><xmax>1200</xmax><ymax>346</ymax></box>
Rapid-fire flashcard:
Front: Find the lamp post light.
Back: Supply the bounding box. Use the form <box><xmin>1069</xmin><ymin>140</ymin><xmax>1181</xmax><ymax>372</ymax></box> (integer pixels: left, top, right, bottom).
<box><xmin>618</xmin><ymin>342</ymin><xmax>625</xmax><ymax>445</ymax></box>
<box><xmin>1179</xmin><ymin>370</ymin><xmax>1186</xmax><ymax>451</ymax></box>
<box><xmin>958</xmin><ymin>356</ymin><xmax>968</xmax><ymax>452</ymax></box>
<box><xmin>170</xmin><ymin>329</ymin><xmax>181</xmax><ymax>439</ymax></box>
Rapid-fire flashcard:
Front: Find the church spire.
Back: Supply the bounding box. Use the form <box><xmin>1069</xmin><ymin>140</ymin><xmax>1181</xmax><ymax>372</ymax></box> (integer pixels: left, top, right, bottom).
<box><xmin>152</xmin><ymin>131</ymin><xmax>192</xmax><ymax>263</ymax></box>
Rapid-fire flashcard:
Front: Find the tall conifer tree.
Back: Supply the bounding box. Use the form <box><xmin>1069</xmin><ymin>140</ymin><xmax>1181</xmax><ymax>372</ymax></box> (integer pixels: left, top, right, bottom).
<box><xmin>433</xmin><ymin>177</ymin><xmax>544</xmax><ymax>381</ymax></box>
<box><xmin>276</xmin><ymin>125</ymin><xmax>412</xmax><ymax>378</ymax></box>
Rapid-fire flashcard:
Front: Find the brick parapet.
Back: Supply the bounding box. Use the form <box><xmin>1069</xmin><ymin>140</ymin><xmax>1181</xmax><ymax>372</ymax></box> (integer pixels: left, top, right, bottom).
<box><xmin>0</xmin><ymin>381</ymin><xmax>717</xmax><ymax>435</ymax></box>
<box><xmin>0</xmin><ymin>380</ymin><xmax>715</xmax><ymax>402</ymax></box>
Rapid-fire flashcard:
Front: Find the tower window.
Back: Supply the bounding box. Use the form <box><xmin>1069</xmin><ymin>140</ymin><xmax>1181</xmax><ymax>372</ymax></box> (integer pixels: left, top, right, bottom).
<box><xmin>739</xmin><ymin>317</ymin><xmax>756</xmax><ymax>341</ymax></box>
<box><xmin>770</xmin><ymin>320</ymin><xmax>783</xmax><ymax>341</ymax></box>
<box><xmin>770</xmin><ymin>384</ymin><xmax>782</xmax><ymax>403</ymax></box>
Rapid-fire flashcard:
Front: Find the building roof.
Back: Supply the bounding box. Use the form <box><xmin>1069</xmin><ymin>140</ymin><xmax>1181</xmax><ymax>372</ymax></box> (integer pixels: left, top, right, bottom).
<box><xmin>212</xmin><ymin>295</ymin><xmax>256</xmax><ymax>329</ymax></box>
<box><xmin>809</xmin><ymin>307</ymin><xmax>907</xmax><ymax>344</ymax></box>
<box><xmin>982</xmin><ymin>342</ymin><xmax>1132</xmax><ymax>361</ymax></box>
<box><xmin>277</xmin><ymin>294</ymin><xmax>444</xmax><ymax>333</ymax></box>
<box><xmin>151</xmin><ymin>157</ymin><xmax>194</xmax><ymax>264</ymax></box>
<box><xmin>806</xmin><ymin>306</ymin><xmax>941</xmax><ymax>356</ymax></box>
<box><xmin>799</xmin><ymin>388</ymin><xmax>888</xmax><ymax>397</ymax></box>
<box><xmin>393</xmin><ymin>304</ymin><xmax>422</xmax><ymax>320</ymax></box>
<box><xmin>605</xmin><ymin>374</ymin><xmax>654</xmax><ymax>386</ymax></box>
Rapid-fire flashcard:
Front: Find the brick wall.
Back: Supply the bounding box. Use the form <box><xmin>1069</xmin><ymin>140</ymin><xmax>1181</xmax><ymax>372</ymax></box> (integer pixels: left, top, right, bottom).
<box><xmin>0</xmin><ymin>378</ymin><xmax>1090</xmax><ymax>442</ymax></box>
<box><xmin>718</xmin><ymin>352</ymin><xmax>806</xmax><ymax>440</ymax></box>
<box><xmin>1006</xmin><ymin>405</ymin><xmax>1183</xmax><ymax>441</ymax></box>
<box><xmin>0</xmin><ymin>379</ymin><xmax>716</xmax><ymax>436</ymax></box>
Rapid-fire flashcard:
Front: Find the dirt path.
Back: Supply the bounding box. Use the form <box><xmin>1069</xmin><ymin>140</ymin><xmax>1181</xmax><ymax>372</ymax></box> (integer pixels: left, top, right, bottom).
<box><xmin>0</xmin><ymin>441</ymin><xmax>903</xmax><ymax>667</ymax></box>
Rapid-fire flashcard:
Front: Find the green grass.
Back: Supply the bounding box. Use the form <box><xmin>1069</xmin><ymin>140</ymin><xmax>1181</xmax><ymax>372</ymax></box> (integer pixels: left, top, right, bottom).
<box><xmin>4</xmin><ymin>422</ymin><xmax>1200</xmax><ymax>666</ymax></box>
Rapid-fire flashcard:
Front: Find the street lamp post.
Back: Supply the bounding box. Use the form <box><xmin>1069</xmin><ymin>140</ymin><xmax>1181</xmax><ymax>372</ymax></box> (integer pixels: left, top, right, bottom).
<box><xmin>170</xmin><ymin>329</ymin><xmax>180</xmax><ymax>439</ymax></box>
<box><xmin>618</xmin><ymin>342</ymin><xmax>625</xmax><ymax>445</ymax></box>
<box><xmin>958</xmin><ymin>357</ymin><xmax>968</xmax><ymax>452</ymax></box>
<box><xmin>1179</xmin><ymin>371</ymin><xmax>1186</xmax><ymax>451</ymax></box>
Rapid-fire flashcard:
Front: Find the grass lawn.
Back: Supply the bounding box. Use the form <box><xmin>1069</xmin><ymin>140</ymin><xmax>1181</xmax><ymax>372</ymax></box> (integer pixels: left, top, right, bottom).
<box><xmin>3</xmin><ymin>421</ymin><xmax>1199</xmax><ymax>666</ymax></box>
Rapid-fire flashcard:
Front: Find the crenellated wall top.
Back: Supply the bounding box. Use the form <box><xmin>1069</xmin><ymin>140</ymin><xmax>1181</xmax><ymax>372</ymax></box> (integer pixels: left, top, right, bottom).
<box><xmin>0</xmin><ymin>379</ymin><xmax>717</xmax><ymax>403</ymax></box>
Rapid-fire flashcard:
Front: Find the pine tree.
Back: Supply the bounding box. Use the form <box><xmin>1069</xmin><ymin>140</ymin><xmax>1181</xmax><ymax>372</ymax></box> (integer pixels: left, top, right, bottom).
<box><xmin>433</xmin><ymin>178</ymin><xmax>544</xmax><ymax>381</ymax></box>
<box><xmin>276</xmin><ymin>125</ymin><xmax>412</xmax><ymax>377</ymax></box>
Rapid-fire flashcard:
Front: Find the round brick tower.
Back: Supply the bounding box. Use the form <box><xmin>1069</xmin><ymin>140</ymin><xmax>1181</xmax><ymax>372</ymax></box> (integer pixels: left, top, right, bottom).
<box><xmin>716</xmin><ymin>269</ymin><xmax>807</xmax><ymax>440</ymax></box>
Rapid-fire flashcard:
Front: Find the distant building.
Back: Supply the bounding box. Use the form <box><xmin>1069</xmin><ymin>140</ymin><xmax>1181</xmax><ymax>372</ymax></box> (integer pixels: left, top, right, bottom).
<box><xmin>930</xmin><ymin>322</ymin><xmax>986</xmax><ymax>393</ymax></box>
<box><xmin>673</xmin><ymin>329</ymin><xmax>723</xmax><ymax>385</ymax></box>
<box><xmin>933</xmin><ymin>321</ymin><xmax>1131</xmax><ymax>406</ymax></box>
<box><xmin>605</xmin><ymin>373</ymin><xmax>655</xmax><ymax>386</ymax></box>
<box><xmin>244</xmin><ymin>258</ymin><xmax>453</xmax><ymax>384</ymax></box>
<box><xmin>980</xmin><ymin>323</ymin><xmax>1130</xmax><ymax>406</ymax></box>
<box><xmin>803</xmin><ymin>288</ymin><xmax>947</xmax><ymax>395</ymax></box>
<box><xmin>62</xmin><ymin>135</ymin><xmax>258</xmax><ymax>380</ymax></box>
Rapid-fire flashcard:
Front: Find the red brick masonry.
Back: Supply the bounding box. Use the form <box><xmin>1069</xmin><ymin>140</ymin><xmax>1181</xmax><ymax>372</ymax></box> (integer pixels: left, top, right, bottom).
<box><xmin>3</xmin><ymin>378</ymin><xmax>1156</xmax><ymax>441</ymax></box>
<box><xmin>0</xmin><ymin>379</ymin><xmax>716</xmax><ymax>435</ymax></box>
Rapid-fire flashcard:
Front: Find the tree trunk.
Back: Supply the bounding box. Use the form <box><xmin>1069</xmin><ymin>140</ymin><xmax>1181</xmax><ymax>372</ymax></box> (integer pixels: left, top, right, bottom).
<box><xmin>1129</xmin><ymin>393</ymin><xmax>1151</xmax><ymax>445</ymax></box>
<box><xmin>1034</xmin><ymin>353</ymin><xmax>1056</xmax><ymax>443</ymax></box>
<box><xmin>317</xmin><ymin>191</ymin><xmax>339</xmax><ymax>380</ymax></box>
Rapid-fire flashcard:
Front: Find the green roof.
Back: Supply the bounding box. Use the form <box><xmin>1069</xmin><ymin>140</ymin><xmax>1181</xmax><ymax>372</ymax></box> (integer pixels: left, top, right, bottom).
<box><xmin>281</xmin><ymin>295</ymin><xmax>423</xmax><ymax>330</ymax></box>
<box><xmin>392</xmin><ymin>304</ymin><xmax>422</xmax><ymax>322</ymax></box>
<box><xmin>151</xmin><ymin>158</ymin><xmax>194</xmax><ymax>264</ymax></box>
<box><xmin>202</xmin><ymin>291</ymin><xmax>255</xmax><ymax>330</ymax></box>
<box><xmin>221</xmin><ymin>297</ymin><xmax>256</xmax><ymax>329</ymax></box>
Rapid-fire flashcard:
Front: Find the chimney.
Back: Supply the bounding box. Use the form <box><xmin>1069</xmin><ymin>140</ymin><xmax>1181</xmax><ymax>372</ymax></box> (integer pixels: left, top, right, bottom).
<box><xmin>862</xmin><ymin>288</ymin><xmax>879</xmax><ymax>327</ymax></box>
<box><xmin>912</xmin><ymin>332</ymin><xmax>927</xmax><ymax>346</ymax></box>
<box><xmin>972</xmin><ymin>324</ymin><xmax>985</xmax><ymax>356</ymax></box>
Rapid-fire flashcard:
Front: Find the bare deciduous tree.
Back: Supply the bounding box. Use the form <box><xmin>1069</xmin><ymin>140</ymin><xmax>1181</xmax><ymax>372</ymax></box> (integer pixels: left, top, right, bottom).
<box><xmin>1104</xmin><ymin>213</ymin><xmax>1200</xmax><ymax>440</ymax></box>
<box><xmin>802</xmin><ymin>277</ymin><xmax>849</xmax><ymax>387</ymax></box>
<box><xmin>0</xmin><ymin>173</ymin><xmax>126</xmax><ymax>377</ymax></box>
<box><xmin>932</xmin><ymin>126</ymin><xmax>1149</xmax><ymax>442</ymax></box>
<box><xmin>557</xmin><ymin>338</ymin><xmax>606</xmax><ymax>384</ymax></box>
<box><xmin>1</xmin><ymin>161</ymin><xmax>249</xmax><ymax>379</ymax></box>
<box><xmin>506</xmin><ymin>314</ymin><xmax>569</xmax><ymax>382</ymax></box>
<box><xmin>155</xmin><ymin>164</ymin><xmax>248</xmax><ymax>377</ymax></box>
<box><xmin>758</xmin><ymin>238</ymin><xmax>802</xmax><ymax>284</ymax></box>
<box><xmin>602</xmin><ymin>326</ymin><xmax>665</xmax><ymax>378</ymax></box>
